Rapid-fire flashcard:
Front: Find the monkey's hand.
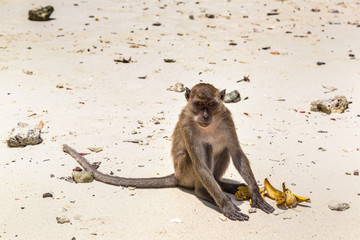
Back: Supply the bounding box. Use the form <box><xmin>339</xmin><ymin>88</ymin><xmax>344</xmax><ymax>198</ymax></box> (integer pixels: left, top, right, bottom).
<box><xmin>250</xmin><ymin>193</ymin><xmax>275</xmax><ymax>214</ymax></box>
<box><xmin>221</xmin><ymin>200</ymin><xmax>249</xmax><ymax>221</ymax></box>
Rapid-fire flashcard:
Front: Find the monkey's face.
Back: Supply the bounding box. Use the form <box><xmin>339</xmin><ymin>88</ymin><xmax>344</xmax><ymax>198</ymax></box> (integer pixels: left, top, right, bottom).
<box><xmin>192</xmin><ymin>100</ymin><xmax>218</xmax><ymax>127</ymax></box>
<box><xmin>185</xmin><ymin>83</ymin><xmax>226</xmax><ymax>128</ymax></box>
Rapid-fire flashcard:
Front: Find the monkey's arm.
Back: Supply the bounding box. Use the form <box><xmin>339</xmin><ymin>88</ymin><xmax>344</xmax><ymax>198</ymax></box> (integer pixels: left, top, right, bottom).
<box><xmin>180</xmin><ymin>128</ymin><xmax>249</xmax><ymax>221</ymax></box>
<box><xmin>224</xmin><ymin>119</ymin><xmax>275</xmax><ymax>214</ymax></box>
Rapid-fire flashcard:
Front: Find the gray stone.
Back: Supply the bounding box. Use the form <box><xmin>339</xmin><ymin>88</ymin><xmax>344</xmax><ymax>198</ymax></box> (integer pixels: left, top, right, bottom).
<box><xmin>224</xmin><ymin>90</ymin><xmax>241</xmax><ymax>103</ymax></box>
<box><xmin>328</xmin><ymin>202</ymin><xmax>350</xmax><ymax>211</ymax></box>
<box><xmin>56</xmin><ymin>216</ymin><xmax>70</xmax><ymax>224</ymax></box>
<box><xmin>7</xmin><ymin>122</ymin><xmax>43</xmax><ymax>147</ymax></box>
<box><xmin>248</xmin><ymin>208</ymin><xmax>257</xmax><ymax>214</ymax></box>
<box><xmin>310</xmin><ymin>96</ymin><xmax>348</xmax><ymax>114</ymax></box>
<box><xmin>28</xmin><ymin>6</ymin><xmax>54</xmax><ymax>21</ymax></box>
<box><xmin>72</xmin><ymin>170</ymin><xmax>94</xmax><ymax>183</ymax></box>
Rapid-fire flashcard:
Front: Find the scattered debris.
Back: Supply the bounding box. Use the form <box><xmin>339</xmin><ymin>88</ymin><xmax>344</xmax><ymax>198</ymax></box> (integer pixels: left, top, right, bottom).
<box><xmin>270</xmin><ymin>51</ymin><xmax>280</xmax><ymax>55</ymax></box>
<box><xmin>248</xmin><ymin>208</ymin><xmax>257</xmax><ymax>214</ymax></box>
<box><xmin>328</xmin><ymin>202</ymin><xmax>350</xmax><ymax>211</ymax></box>
<box><xmin>167</xmin><ymin>82</ymin><xmax>185</xmax><ymax>92</ymax></box>
<box><xmin>322</xmin><ymin>85</ymin><xmax>338</xmax><ymax>93</ymax></box>
<box><xmin>316</xmin><ymin>61</ymin><xmax>326</xmax><ymax>66</ymax></box>
<box><xmin>114</xmin><ymin>57</ymin><xmax>132</xmax><ymax>63</ymax></box>
<box><xmin>354</xmin><ymin>169</ymin><xmax>359</xmax><ymax>176</ymax></box>
<box><xmin>224</xmin><ymin>90</ymin><xmax>241</xmax><ymax>103</ymax></box>
<box><xmin>164</xmin><ymin>58</ymin><xmax>176</xmax><ymax>63</ymax></box>
<box><xmin>219</xmin><ymin>215</ymin><xmax>228</xmax><ymax>221</ymax></box>
<box><xmin>88</xmin><ymin>147</ymin><xmax>103</xmax><ymax>153</ymax></box>
<box><xmin>310</xmin><ymin>96</ymin><xmax>348</xmax><ymax>114</ymax></box>
<box><xmin>205</xmin><ymin>13</ymin><xmax>215</xmax><ymax>19</ymax></box>
<box><xmin>152</xmin><ymin>22</ymin><xmax>161</xmax><ymax>26</ymax></box>
<box><xmin>237</xmin><ymin>75</ymin><xmax>250</xmax><ymax>83</ymax></box>
<box><xmin>170</xmin><ymin>218</ymin><xmax>183</xmax><ymax>223</ymax></box>
<box><xmin>7</xmin><ymin>122</ymin><xmax>43</xmax><ymax>147</ymax></box>
<box><xmin>73</xmin><ymin>166</ymin><xmax>82</xmax><ymax>172</ymax></box>
<box><xmin>72</xmin><ymin>171</ymin><xmax>94</xmax><ymax>183</ymax></box>
<box><xmin>28</xmin><ymin>6</ymin><xmax>54</xmax><ymax>21</ymax></box>
<box><xmin>42</xmin><ymin>193</ymin><xmax>53</xmax><ymax>198</ymax></box>
<box><xmin>56</xmin><ymin>216</ymin><xmax>70</xmax><ymax>224</ymax></box>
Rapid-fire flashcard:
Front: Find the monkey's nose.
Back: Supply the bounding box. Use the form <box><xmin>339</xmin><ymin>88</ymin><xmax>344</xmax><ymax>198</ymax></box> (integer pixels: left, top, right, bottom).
<box><xmin>203</xmin><ymin>111</ymin><xmax>209</xmax><ymax>119</ymax></box>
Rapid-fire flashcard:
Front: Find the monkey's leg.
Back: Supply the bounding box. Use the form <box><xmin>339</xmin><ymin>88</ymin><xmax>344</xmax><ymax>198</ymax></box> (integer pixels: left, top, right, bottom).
<box><xmin>213</xmin><ymin>148</ymin><xmax>245</xmax><ymax>194</ymax></box>
<box><xmin>194</xmin><ymin>180</ymin><xmax>217</xmax><ymax>205</ymax></box>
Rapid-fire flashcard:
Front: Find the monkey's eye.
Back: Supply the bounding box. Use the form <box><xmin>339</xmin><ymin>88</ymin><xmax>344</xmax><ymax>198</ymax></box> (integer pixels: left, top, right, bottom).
<box><xmin>196</xmin><ymin>102</ymin><xmax>204</xmax><ymax>106</ymax></box>
<box><xmin>208</xmin><ymin>102</ymin><xmax>214</xmax><ymax>106</ymax></box>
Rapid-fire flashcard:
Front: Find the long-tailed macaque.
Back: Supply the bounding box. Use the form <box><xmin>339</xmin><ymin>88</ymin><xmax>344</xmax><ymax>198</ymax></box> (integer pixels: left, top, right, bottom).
<box><xmin>63</xmin><ymin>83</ymin><xmax>274</xmax><ymax>221</ymax></box>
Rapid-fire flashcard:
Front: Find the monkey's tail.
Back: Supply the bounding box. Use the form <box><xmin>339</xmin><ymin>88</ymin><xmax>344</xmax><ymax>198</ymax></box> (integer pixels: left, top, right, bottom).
<box><xmin>63</xmin><ymin>144</ymin><xmax>177</xmax><ymax>188</ymax></box>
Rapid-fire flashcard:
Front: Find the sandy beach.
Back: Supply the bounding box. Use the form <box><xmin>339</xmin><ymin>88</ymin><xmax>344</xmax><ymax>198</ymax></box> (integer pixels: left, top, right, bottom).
<box><xmin>1</xmin><ymin>0</ymin><xmax>359</xmax><ymax>239</ymax></box>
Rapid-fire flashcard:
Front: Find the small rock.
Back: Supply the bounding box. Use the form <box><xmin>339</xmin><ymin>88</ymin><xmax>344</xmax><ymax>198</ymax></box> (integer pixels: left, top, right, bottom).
<box><xmin>56</xmin><ymin>216</ymin><xmax>70</xmax><ymax>224</ymax></box>
<box><xmin>28</xmin><ymin>6</ymin><xmax>54</xmax><ymax>21</ymax></box>
<box><xmin>164</xmin><ymin>58</ymin><xmax>176</xmax><ymax>63</ymax></box>
<box><xmin>72</xmin><ymin>171</ymin><xmax>94</xmax><ymax>183</ymax></box>
<box><xmin>328</xmin><ymin>202</ymin><xmax>350</xmax><ymax>211</ymax></box>
<box><xmin>173</xmin><ymin>82</ymin><xmax>185</xmax><ymax>92</ymax></box>
<box><xmin>219</xmin><ymin>215</ymin><xmax>227</xmax><ymax>221</ymax></box>
<box><xmin>73</xmin><ymin>214</ymin><xmax>83</xmax><ymax>220</ymax></box>
<box><xmin>170</xmin><ymin>218</ymin><xmax>183</xmax><ymax>223</ymax></box>
<box><xmin>310</xmin><ymin>96</ymin><xmax>348</xmax><ymax>114</ymax></box>
<box><xmin>248</xmin><ymin>208</ymin><xmax>257</xmax><ymax>214</ymax></box>
<box><xmin>7</xmin><ymin>122</ymin><xmax>43</xmax><ymax>147</ymax></box>
<box><xmin>88</xmin><ymin>147</ymin><xmax>103</xmax><ymax>153</ymax></box>
<box><xmin>205</xmin><ymin>13</ymin><xmax>215</xmax><ymax>18</ymax></box>
<box><xmin>42</xmin><ymin>193</ymin><xmax>53</xmax><ymax>198</ymax></box>
<box><xmin>224</xmin><ymin>90</ymin><xmax>241</xmax><ymax>103</ymax></box>
<box><xmin>354</xmin><ymin>169</ymin><xmax>359</xmax><ymax>176</ymax></box>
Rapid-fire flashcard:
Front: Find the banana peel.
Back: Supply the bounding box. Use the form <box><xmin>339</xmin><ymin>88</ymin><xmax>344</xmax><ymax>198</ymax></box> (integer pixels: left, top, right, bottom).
<box><xmin>283</xmin><ymin>182</ymin><xmax>311</xmax><ymax>204</ymax></box>
<box><xmin>235</xmin><ymin>186</ymin><xmax>266</xmax><ymax>203</ymax></box>
<box><xmin>264</xmin><ymin>178</ymin><xmax>285</xmax><ymax>204</ymax></box>
<box><xmin>235</xmin><ymin>186</ymin><xmax>251</xmax><ymax>201</ymax></box>
<box><xmin>263</xmin><ymin>179</ymin><xmax>311</xmax><ymax>208</ymax></box>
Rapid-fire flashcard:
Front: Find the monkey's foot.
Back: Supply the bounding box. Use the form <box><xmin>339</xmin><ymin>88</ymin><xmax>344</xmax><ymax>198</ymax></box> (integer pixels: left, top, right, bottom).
<box><xmin>222</xmin><ymin>202</ymin><xmax>249</xmax><ymax>221</ymax></box>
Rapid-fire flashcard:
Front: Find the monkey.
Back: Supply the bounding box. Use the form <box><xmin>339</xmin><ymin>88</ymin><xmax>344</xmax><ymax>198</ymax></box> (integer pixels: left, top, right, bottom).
<box><xmin>63</xmin><ymin>83</ymin><xmax>275</xmax><ymax>221</ymax></box>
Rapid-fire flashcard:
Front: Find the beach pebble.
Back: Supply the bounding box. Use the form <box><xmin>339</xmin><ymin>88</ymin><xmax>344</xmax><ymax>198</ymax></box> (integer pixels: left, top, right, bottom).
<box><xmin>173</xmin><ymin>82</ymin><xmax>185</xmax><ymax>92</ymax></box>
<box><xmin>73</xmin><ymin>214</ymin><xmax>83</xmax><ymax>220</ymax></box>
<box><xmin>72</xmin><ymin>171</ymin><xmax>94</xmax><ymax>183</ymax></box>
<box><xmin>7</xmin><ymin>122</ymin><xmax>43</xmax><ymax>147</ymax></box>
<box><xmin>328</xmin><ymin>202</ymin><xmax>350</xmax><ymax>211</ymax></box>
<box><xmin>248</xmin><ymin>208</ymin><xmax>257</xmax><ymax>214</ymax></box>
<box><xmin>224</xmin><ymin>90</ymin><xmax>241</xmax><ymax>103</ymax></box>
<box><xmin>42</xmin><ymin>193</ymin><xmax>53</xmax><ymax>198</ymax></box>
<box><xmin>28</xmin><ymin>6</ymin><xmax>54</xmax><ymax>21</ymax></box>
<box><xmin>310</xmin><ymin>96</ymin><xmax>348</xmax><ymax>114</ymax></box>
<box><xmin>88</xmin><ymin>147</ymin><xmax>103</xmax><ymax>153</ymax></box>
<box><xmin>170</xmin><ymin>218</ymin><xmax>183</xmax><ymax>223</ymax></box>
<box><xmin>56</xmin><ymin>216</ymin><xmax>70</xmax><ymax>224</ymax></box>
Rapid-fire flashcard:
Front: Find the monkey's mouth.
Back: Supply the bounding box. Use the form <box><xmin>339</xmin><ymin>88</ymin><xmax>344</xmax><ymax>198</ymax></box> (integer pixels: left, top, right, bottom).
<box><xmin>198</xmin><ymin>122</ymin><xmax>211</xmax><ymax>127</ymax></box>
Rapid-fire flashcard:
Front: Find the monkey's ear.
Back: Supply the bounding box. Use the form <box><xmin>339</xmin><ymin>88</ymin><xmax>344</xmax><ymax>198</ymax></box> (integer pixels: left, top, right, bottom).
<box><xmin>220</xmin><ymin>89</ymin><xmax>226</xmax><ymax>101</ymax></box>
<box><xmin>185</xmin><ymin>87</ymin><xmax>191</xmax><ymax>101</ymax></box>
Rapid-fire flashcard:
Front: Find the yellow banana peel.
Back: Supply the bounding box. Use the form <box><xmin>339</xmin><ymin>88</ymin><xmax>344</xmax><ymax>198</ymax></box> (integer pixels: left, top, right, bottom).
<box><xmin>294</xmin><ymin>194</ymin><xmax>311</xmax><ymax>203</ymax></box>
<box><xmin>283</xmin><ymin>182</ymin><xmax>311</xmax><ymax>204</ymax></box>
<box><xmin>235</xmin><ymin>185</ymin><xmax>251</xmax><ymax>201</ymax></box>
<box><xmin>264</xmin><ymin>179</ymin><xmax>311</xmax><ymax>208</ymax></box>
<box><xmin>285</xmin><ymin>190</ymin><xmax>297</xmax><ymax>208</ymax></box>
<box><xmin>264</xmin><ymin>178</ymin><xmax>285</xmax><ymax>204</ymax></box>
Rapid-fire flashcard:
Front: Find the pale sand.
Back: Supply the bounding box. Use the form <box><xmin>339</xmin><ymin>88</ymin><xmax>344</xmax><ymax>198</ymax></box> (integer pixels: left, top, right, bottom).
<box><xmin>1</xmin><ymin>0</ymin><xmax>359</xmax><ymax>239</ymax></box>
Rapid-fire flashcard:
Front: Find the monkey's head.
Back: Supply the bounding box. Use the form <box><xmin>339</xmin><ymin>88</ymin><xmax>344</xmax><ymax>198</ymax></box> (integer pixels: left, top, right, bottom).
<box><xmin>185</xmin><ymin>83</ymin><xmax>226</xmax><ymax>128</ymax></box>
